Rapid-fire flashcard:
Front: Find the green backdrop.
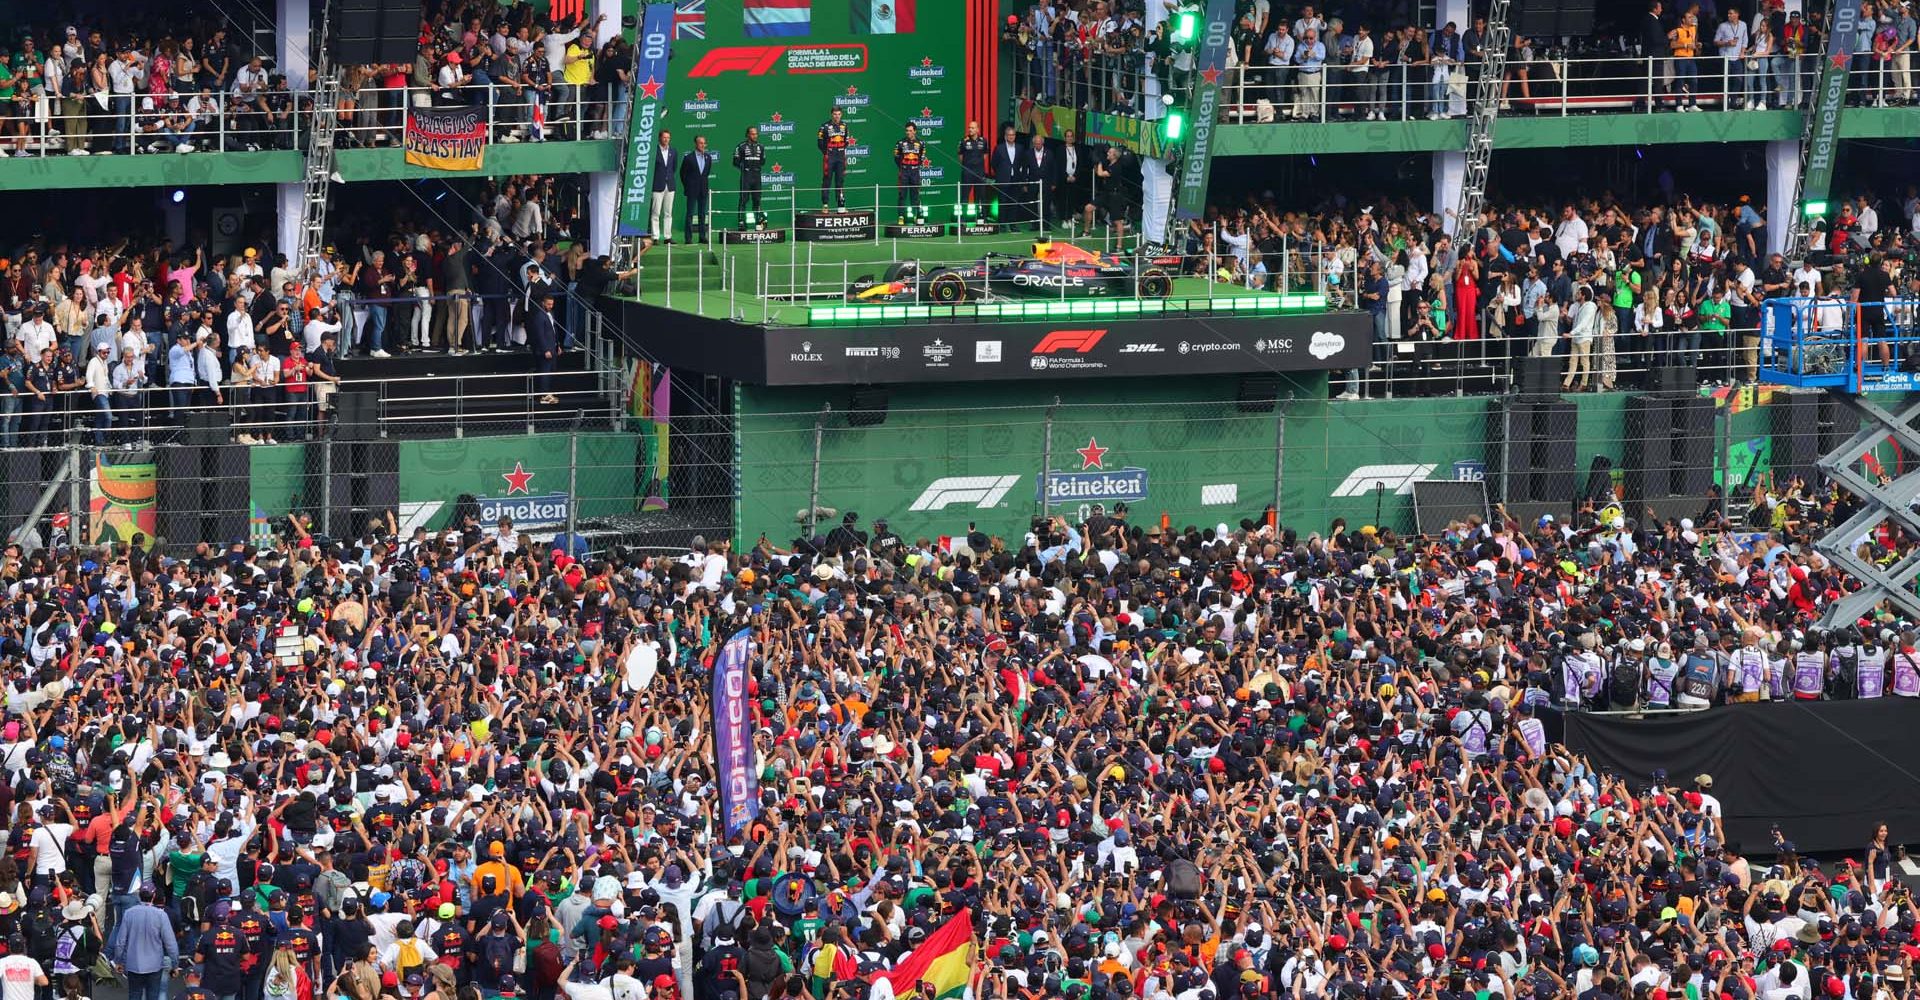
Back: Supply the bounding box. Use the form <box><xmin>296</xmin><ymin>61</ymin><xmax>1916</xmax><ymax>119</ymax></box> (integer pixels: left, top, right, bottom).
<box><xmin>736</xmin><ymin>381</ymin><xmax>1912</xmax><ymax>546</ymax></box>
<box><xmin>662</xmin><ymin>0</ymin><xmax>966</xmax><ymax>210</ymax></box>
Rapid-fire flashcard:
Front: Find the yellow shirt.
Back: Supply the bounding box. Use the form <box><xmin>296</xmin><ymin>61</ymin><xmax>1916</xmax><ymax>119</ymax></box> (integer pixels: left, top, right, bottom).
<box><xmin>563</xmin><ymin>43</ymin><xmax>594</xmax><ymax>86</ymax></box>
<box><xmin>1671</xmin><ymin>24</ymin><xmax>1697</xmax><ymax>58</ymax></box>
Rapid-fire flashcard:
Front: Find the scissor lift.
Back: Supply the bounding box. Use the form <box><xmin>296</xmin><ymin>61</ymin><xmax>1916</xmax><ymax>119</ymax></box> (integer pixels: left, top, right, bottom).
<box><xmin>1760</xmin><ymin>297</ymin><xmax>1920</xmax><ymax>625</ymax></box>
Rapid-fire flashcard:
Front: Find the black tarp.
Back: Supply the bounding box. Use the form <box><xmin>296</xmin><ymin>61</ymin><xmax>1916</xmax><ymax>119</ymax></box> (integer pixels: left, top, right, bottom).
<box><xmin>1563</xmin><ymin>700</ymin><xmax>1920</xmax><ymax>854</ymax></box>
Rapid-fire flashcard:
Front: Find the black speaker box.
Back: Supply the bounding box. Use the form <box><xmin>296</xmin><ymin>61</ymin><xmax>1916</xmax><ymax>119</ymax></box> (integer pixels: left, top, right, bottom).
<box><xmin>332</xmin><ymin>0</ymin><xmax>420</xmax><ymax>66</ymax></box>
<box><xmin>847</xmin><ymin>386</ymin><xmax>889</xmax><ymax>428</ymax></box>
<box><xmin>1622</xmin><ymin>394</ymin><xmax>1676</xmax><ymax>507</ymax></box>
<box><xmin>1770</xmin><ymin>392</ymin><xmax>1820</xmax><ymax>484</ymax></box>
<box><xmin>1529</xmin><ymin>400</ymin><xmax>1576</xmax><ymax>505</ymax></box>
<box><xmin>1237</xmin><ymin>374</ymin><xmax>1282</xmax><ymax>413</ymax></box>
<box><xmin>1515</xmin><ymin>356</ymin><xmax>1560</xmax><ymax>397</ymax></box>
<box><xmin>183</xmin><ymin>410</ymin><xmax>231</xmax><ymax>448</ymax></box>
<box><xmin>1488</xmin><ymin>401</ymin><xmax>1538</xmax><ymax>503</ymax></box>
<box><xmin>1671</xmin><ymin>396</ymin><xmax>1716</xmax><ymax>498</ymax></box>
<box><xmin>335</xmin><ymin>391</ymin><xmax>379</xmax><ymax>442</ymax></box>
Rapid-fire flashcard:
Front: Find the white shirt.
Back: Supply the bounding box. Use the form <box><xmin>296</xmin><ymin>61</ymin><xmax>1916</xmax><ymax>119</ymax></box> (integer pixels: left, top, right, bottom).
<box><xmin>0</xmin><ymin>955</ymin><xmax>45</xmax><ymax>1000</ymax></box>
<box><xmin>304</xmin><ymin>317</ymin><xmax>342</xmax><ymax>353</ymax></box>
<box><xmin>543</xmin><ymin>27</ymin><xmax>583</xmax><ymax>74</ymax></box>
<box><xmin>17</xmin><ymin>319</ymin><xmax>56</xmax><ymax>359</ymax></box>
<box><xmin>30</xmin><ymin>821</ymin><xmax>73</xmax><ymax>875</ymax></box>
<box><xmin>1554</xmin><ymin>216</ymin><xmax>1590</xmax><ymax>258</ymax></box>
<box><xmin>232</xmin><ymin>64</ymin><xmax>269</xmax><ymax>95</ymax></box>
<box><xmin>227</xmin><ymin>309</ymin><xmax>256</xmax><ymax>352</ymax></box>
<box><xmin>85</xmin><ymin>355</ymin><xmax>112</xmax><ymax>396</ymax></box>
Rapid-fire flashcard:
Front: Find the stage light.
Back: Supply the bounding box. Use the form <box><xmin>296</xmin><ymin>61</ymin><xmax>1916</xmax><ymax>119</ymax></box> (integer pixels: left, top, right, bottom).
<box><xmin>1170</xmin><ymin>5</ymin><xmax>1200</xmax><ymax>46</ymax></box>
<box><xmin>1802</xmin><ymin>200</ymin><xmax>1829</xmax><ymax>217</ymax></box>
<box><xmin>1164</xmin><ymin>110</ymin><xmax>1186</xmax><ymax>141</ymax></box>
<box><xmin>171</xmin><ymin>189</ymin><xmax>185</xmax><ymax>204</ymax></box>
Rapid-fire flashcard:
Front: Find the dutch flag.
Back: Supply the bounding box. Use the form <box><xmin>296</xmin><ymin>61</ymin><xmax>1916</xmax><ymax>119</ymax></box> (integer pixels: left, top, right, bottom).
<box><xmin>743</xmin><ymin>0</ymin><xmax>810</xmax><ymax>37</ymax></box>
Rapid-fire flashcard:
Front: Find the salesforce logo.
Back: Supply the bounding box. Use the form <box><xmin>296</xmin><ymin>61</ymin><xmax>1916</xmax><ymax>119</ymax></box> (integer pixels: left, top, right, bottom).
<box><xmin>1309</xmin><ymin>331</ymin><xmax>1347</xmax><ymax>359</ymax></box>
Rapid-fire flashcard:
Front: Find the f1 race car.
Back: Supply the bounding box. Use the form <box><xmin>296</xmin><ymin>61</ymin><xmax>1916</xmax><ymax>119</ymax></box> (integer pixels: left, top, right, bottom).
<box><xmin>848</xmin><ymin>241</ymin><xmax>1175</xmax><ymax>304</ymax></box>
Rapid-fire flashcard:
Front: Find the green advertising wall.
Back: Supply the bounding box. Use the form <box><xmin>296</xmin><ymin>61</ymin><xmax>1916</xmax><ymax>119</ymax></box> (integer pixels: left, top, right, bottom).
<box><xmin>737</xmin><ymin>381</ymin><xmax>1910</xmax><ymax>546</ymax></box>
<box><xmin>247</xmin><ymin>432</ymin><xmax>643</xmax><ymax>531</ymax></box>
<box><xmin>662</xmin><ymin>0</ymin><xmax>966</xmax><ymax>208</ymax></box>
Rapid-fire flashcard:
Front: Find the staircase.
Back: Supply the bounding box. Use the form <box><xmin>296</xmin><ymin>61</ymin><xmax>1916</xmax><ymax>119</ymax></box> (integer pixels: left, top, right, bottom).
<box><xmin>1454</xmin><ymin>0</ymin><xmax>1511</xmax><ymax>234</ymax></box>
<box><xmin>297</xmin><ymin>2</ymin><xmax>343</xmax><ymax>282</ymax></box>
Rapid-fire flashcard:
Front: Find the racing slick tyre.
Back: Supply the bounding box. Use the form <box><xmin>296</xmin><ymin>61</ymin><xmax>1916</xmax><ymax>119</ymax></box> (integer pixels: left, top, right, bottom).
<box><xmin>928</xmin><ymin>273</ymin><xmax>968</xmax><ymax>303</ymax></box>
<box><xmin>1137</xmin><ymin>268</ymin><xmax>1173</xmax><ymax>298</ymax></box>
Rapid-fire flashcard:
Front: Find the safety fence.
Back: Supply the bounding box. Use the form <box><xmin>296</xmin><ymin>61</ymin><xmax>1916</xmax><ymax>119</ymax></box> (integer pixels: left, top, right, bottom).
<box><xmin>0</xmin><ymin>84</ymin><xmax>619</xmax><ymax>159</ymax></box>
<box><xmin>1</xmin><ymin>423</ymin><xmax>733</xmax><ymax>561</ymax></box>
<box><xmin>729</xmin><ymin>382</ymin><xmax>1885</xmax><ymax>550</ymax></box>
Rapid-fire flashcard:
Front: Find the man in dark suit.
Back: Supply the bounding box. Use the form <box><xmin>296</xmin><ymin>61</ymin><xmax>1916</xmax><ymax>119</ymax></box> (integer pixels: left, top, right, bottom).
<box><xmin>1015</xmin><ymin>132</ymin><xmax>1057</xmax><ymax>232</ymax></box>
<box><xmin>678</xmin><ymin>135</ymin><xmax>716</xmax><ymax>243</ymax></box>
<box><xmin>650</xmin><ymin>129</ymin><xmax>678</xmax><ymax>243</ymax></box>
<box><xmin>528</xmin><ymin>290</ymin><xmax>560</xmax><ymax>405</ymax></box>
<box><xmin>990</xmin><ymin>124</ymin><xmax>1023</xmax><ymax>225</ymax></box>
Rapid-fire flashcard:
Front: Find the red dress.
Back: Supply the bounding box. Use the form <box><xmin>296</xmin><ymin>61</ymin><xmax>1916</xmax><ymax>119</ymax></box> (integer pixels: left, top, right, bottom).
<box><xmin>1452</xmin><ymin>268</ymin><xmax>1481</xmax><ymax>340</ymax></box>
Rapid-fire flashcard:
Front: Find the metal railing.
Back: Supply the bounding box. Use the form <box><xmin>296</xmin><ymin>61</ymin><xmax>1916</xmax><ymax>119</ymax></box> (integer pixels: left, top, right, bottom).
<box><xmin>1216</xmin><ymin>48</ymin><xmax>1914</xmax><ymax>123</ymax></box>
<box><xmin>1760</xmin><ymin>296</ymin><xmax>1920</xmax><ymax>392</ymax></box>
<box><xmin>0</xmin><ymin>363</ymin><xmax>620</xmax><ymax>451</ymax></box>
<box><xmin>0</xmin><ymin>83</ymin><xmax>619</xmax><ymax>159</ymax></box>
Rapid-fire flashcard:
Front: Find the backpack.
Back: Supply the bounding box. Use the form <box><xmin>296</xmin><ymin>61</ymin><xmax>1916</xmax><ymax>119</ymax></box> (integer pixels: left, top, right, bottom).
<box><xmin>52</xmin><ymin>926</ymin><xmax>82</xmax><ymax>974</ymax></box>
<box><xmin>396</xmin><ymin>937</ymin><xmax>425</xmax><ymax>978</ymax></box>
<box><xmin>25</xmin><ymin>907</ymin><xmax>58</xmax><ymax>962</ymax></box>
<box><xmin>1609</xmin><ymin>656</ymin><xmax>1641</xmax><ymax>707</ymax></box>
<box><xmin>1832</xmin><ymin>648</ymin><xmax>1859</xmax><ymax>699</ymax></box>
<box><xmin>1165</xmin><ymin>858</ymin><xmax>1202</xmax><ymax>899</ymax></box>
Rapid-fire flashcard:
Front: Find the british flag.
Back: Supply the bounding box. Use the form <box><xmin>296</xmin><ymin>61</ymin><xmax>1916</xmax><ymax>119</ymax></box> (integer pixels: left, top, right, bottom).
<box><xmin>674</xmin><ymin>0</ymin><xmax>706</xmax><ymax>39</ymax></box>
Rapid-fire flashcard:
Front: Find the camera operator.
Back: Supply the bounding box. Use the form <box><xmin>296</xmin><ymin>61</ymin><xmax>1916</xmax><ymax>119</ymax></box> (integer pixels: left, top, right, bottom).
<box><xmin>1854</xmin><ymin>253</ymin><xmax>1895</xmax><ymax>366</ymax></box>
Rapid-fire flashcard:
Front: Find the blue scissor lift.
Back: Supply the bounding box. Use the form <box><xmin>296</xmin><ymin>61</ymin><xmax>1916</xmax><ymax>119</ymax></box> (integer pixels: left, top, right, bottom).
<box><xmin>1760</xmin><ymin>296</ymin><xmax>1920</xmax><ymax>625</ymax></box>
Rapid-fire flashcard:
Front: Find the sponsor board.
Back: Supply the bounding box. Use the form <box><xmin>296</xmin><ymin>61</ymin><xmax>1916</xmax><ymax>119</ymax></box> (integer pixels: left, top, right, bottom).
<box><xmin>476</xmin><ymin>491</ymin><xmax>573</xmax><ymax>525</ymax></box>
<box><xmin>1331</xmin><ymin>464</ymin><xmax>1437</xmax><ymax>497</ymax></box>
<box><xmin>721</xmin><ymin>229</ymin><xmax>789</xmax><ymax>245</ymax></box>
<box><xmin>909</xmin><ymin>475</ymin><xmax>1021</xmax><ymax>511</ymax></box>
<box><xmin>883</xmin><ymin>223</ymin><xmax>946</xmax><ymax>239</ymax></box>
<box><xmin>921</xmin><ymin>338</ymin><xmax>955</xmax><ymax>367</ymax></box>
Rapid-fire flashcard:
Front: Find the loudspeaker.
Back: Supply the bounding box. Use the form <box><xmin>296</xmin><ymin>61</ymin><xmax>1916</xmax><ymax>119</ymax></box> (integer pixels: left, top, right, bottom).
<box><xmin>1652</xmin><ymin>362</ymin><xmax>1699</xmax><ymax>394</ymax></box>
<box><xmin>1515</xmin><ymin>356</ymin><xmax>1559</xmax><ymax>397</ymax></box>
<box><xmin>204</xmin><ymin>446</ymin><xmax>253</xmax><ymax>544</ymax></box>
<box><xmin>182</xmin><ymin>410</ymin><xmax>231</xmax><ymax>448</ymax></box>
<box><xmin>332</xmin><ymin>0</ymin><xmax>419</xmax><ymax>65</ymax></box>
<box><xmin>1770</xmin><ymin>392</ymin><xmax>1820</xmax><ymax>484</ymax></box>
<box><xmin>1582</xmin><ymin>455</ymin><xmax>1615</xmax><ymax>504</ymax></box>
<box><xmin>1622</xmin><ymin>394</ymin><xmax>1675</xmax><ymax>508</ymax></box>
<box><xmin>335</xmin><ymin>391</ymin><xmax>379</xmax><ymax>442</ymax></box>
<box><xmin>156</xmin><ymin>448</ymin><xmax>209</xmax><ymax>544</ymax></box>
<box><xmin>1515</xmin><ymin>0</ymin><xmax>1595</xmax><ymax>37</ymax></box>
<box><xmin>1488</xmin><ymin>401</ymin><xmax>1538</xmax><ymax>503</ymax></box>
<box><xmin>1671</xmin><ymin>396</ymin><xmax>1716</xmax><ymax>498</ymax></box>
<box><xmin>321</xmin><ymin>442</ymin><xmax>400</xmax><ymax>534</ymax></box>
<box><xmin>0</xmin><ymin>452</ymin><xmax>51</xmax><ymax>523</ymax></box>
<box><xmin>1530</xmin><ymin>400</ymin><xmax>1576</xmax><ymax>505</ymax></box>
<box><xmin>1236</xmin><ymin>374</ymin><xmax>1282</xmax><ymax>413</ymax></box>
<box><xmin>1818</xmin><ymin>394</ymin><xmax>1858</xmax><ymax>455</ymax></box>
<box><xmin>846</xmin><ymin>386</ymin><xmax>890</xmax><ymax>428</ymax></box>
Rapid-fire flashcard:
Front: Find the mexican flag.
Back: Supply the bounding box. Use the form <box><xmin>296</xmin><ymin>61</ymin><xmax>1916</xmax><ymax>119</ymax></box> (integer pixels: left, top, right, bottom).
<box><xmin>850</xmin><ymin>0</ymin><xmax>915</xmax><ymax>33</ymax></box>
<box><xmin>872</xmin><ymin>908</ymin><xmax>973</xmax><ymax>999</ymax></box>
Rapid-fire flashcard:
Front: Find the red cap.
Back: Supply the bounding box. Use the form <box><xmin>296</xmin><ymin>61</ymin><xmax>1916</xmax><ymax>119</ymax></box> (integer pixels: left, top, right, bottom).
<box><xmin>1327</xmin><ymin>934</ymin><xmax>1347</xmax><ymax>951</ymax></box>
<box><xmin>1427</xmin><ymin>943</ymin><xmax>1446</xmax><ymax>959</ymax></box>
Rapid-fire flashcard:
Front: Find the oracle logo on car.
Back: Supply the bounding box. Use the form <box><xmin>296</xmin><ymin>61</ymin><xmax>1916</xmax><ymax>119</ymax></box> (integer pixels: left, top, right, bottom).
<box><xmin>1031</xmin><ymin>329</ymin><xmax>1107</xmax><ymax>354</ymax></box>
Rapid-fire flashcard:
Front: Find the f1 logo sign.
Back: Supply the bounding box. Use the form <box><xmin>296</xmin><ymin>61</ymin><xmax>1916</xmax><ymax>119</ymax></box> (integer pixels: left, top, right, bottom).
<box><xmin>548</xmin><ymin>0</ymin><xmax>584</xmax><ymax>24</ymax></box>
<box><xmin>1032</xmin><ymin>329</ymin><xmax>1108</xmax><ymax>354</ymax></box>
<box><xmin>688</xmin><ymin>46</ymin><xmax>787</xmax><ymax>78</ymax></box>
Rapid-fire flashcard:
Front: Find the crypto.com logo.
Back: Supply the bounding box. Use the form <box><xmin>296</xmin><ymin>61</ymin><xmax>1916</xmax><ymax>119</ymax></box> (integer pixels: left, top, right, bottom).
<box><xmin>687</xmin><ymin>44</ymin><xmax>870</xmax><ymax>78</ymax></box>
<box><xmin>1031</xmin><ymin>329</ymin><xmax>1108</xmax><ymax>354</ymax></box>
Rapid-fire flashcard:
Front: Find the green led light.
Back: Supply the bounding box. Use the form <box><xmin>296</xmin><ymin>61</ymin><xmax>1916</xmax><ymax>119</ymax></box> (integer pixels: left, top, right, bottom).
<box><xmin>1116</xmin><ymin>300</ymin><xmax>1141</xmax><ymax>314</ymax></box>
<box><xmin>882</xmin><ymin>306</ymin><xmax>907</xmax><ymax>320</ymax></box>
<box><xmin>1023</xmin><ymin>302</ymin><xmax>1048</xmax><ymax>317</ymax></box>
<box><xmin>1164</xmin><ymin>110</ymin><xmax>1186</xmax><ymax>141</ymax></box>
<box><xmin>1142</xmin><ymin>300</ymin><xmax>1165</xmax><ymax>313</ymax></box>
<box><xmin>1170</xmin><ymin>8</ymin><xmax>1199</xmax><ymax>44</ymax></box>
<box><xmin>1047</xmin><ymin>301</ymin><xmax>1073</xmax><ymax>316</ymax></box>
<box><xmin>1802</xmin><ymin>200</ymin><xmax>1829</xmax><ymax>217</ymax></box>
<box><xmin>1301</xmin><ymin>294</ymin><xmax>1328</xmax><ymax>308</ymax></box>
<box><xmin>1094</xmin><ymin>300</ymin><xmax>1118</xmax><ymax>315</ymax></box>
<box><xmin>1256</xmin><ymin>297</ymin><xmax>1283</xmax><ymax>311</ymax></box>
<box><xmin>906</xmin><ymin>305</ymin><xmax>930</xmax><ymax>318</ymax></box>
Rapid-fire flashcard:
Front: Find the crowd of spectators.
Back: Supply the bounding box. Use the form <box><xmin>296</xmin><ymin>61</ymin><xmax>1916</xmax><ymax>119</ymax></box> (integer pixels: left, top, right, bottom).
<box><xmin>0</xmin><ymin>465</ymin><xmax>1908</xmax><ymax>1000</ymax></box>
<box><xmin>0</xmin><ymin>0</ymin><xmax>631</xmax><ymax>157</ymax></box>
<box><xmin>0</xmin><ymin>174</ymin><xmax>630</xmax><ymax>446</ymax></box>
<box><xmin>1159</xmin><ymin>185</ymin><xmax>1920</xmax><ymax>397</ymax></box>
<box><xmin>1005</xmin><ymin>1</ymin><xmax>1920</xmax><ymax>122</ymax></box>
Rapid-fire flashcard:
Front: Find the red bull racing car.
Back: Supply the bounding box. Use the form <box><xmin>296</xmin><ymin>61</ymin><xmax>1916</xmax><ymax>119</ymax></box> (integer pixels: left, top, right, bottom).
<box><xmin>848</xmin><ymin>241</ymin><xmax>1176</xmax><ymax>304</ymax></box>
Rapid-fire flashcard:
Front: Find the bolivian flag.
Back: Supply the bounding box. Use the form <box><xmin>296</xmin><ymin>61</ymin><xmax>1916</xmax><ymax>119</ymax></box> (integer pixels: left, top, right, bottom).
<box><xmin>872</xmin><ymin>909</ymin><xmax>974</xmax><ymax>999</ymax></box>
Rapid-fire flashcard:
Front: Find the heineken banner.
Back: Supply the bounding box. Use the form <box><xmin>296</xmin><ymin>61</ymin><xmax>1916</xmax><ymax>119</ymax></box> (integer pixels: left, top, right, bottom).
<box><xmin>1173</xmin><ymin>0</ymin><xmax>1234</xmax><ymax>221</ymax></box>
<box><xmin>1801</xmin><ymin>0</ymin><xmax>1868</xmax><ymax>234</ymax></box>
<box><xmin>404</xmin><ymin>105</ymin><xmax>487</xmax><ymax>171</ymax></box>
<box><xmin>617</xmin><ymin>3</ymin><xmax>676</xmax><ymax>237</ymax></box>
<box><xmin>659</xmin><ymin>0</ymin><xmax>965</xmax><ymax>204</ymax></box>
<box><xmin>1019</xmin><ymin>102</ymin><xmax>1167</xmax><ymax>159</ymax></box>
